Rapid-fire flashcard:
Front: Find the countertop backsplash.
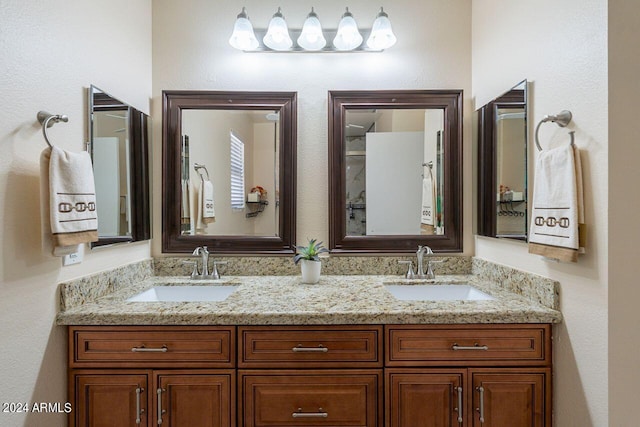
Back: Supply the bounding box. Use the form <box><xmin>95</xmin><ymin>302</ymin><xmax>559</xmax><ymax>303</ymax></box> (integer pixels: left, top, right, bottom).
<box><xmin>153</xmin><ymin>255</ymin><xmax>472</xmax><ymax>277</ymax></box>
<box><xmin>58</xmin><ymin>256</ymin><xmax>557</xmax><ymax>313</ymax></box>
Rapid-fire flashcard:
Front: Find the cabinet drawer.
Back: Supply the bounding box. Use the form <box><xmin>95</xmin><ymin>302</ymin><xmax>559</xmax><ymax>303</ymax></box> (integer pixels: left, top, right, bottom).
<box><xmin>239</xmin><ymin>326</ymin><xmax>383</xmax><ymax>368</ymax></box>
<box><xmin>386</xmin><ymin>324</ymin><xmax>551</xmax><ymax>366</ymax></box>
<box><xmin>239</xmin><ymin>370</ymin><xmax>382</xmax><ymax>427</ymax></box>
<box><xmin>70</xmin><ymin>326</ymin><xmax>235</xmax><ymax>368</ymax></box>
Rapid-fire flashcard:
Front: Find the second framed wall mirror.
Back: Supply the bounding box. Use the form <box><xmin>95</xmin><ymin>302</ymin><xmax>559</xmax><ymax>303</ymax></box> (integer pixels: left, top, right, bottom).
<box><xmin>162</xmin><ymin>91</ymin><xmax>297</xmax><ymax>254</ymax></box>
<box><xmin>476</xmin><ymin>79</ymin><xmax>528</xmax><ymax>240</ymax></box>
<box><xmin>328</xmin><ymin>90</ymin><xmax>463</xmax><ymax>253</ymax></box>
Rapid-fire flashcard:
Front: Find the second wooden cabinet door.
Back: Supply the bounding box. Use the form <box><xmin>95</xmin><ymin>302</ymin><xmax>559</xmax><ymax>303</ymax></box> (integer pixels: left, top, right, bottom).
<box><xmin>154</xmin><ymin>371</ymin><xmax>234</xmax><ymax>427</ymax></box>
<box><xmin>471</xmin><ymin>369</ymin><xmax>549</xmax><ymax>427</ymax></box>
<box><xmin>386</xmin><ymin>370</ymin><xmax>465</xmax><ymax>427</ymax></box>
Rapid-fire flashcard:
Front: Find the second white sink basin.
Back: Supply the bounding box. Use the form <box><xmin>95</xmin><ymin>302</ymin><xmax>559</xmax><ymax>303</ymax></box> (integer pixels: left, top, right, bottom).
<box><xmin>127</xmin><ymin>286</ymin><xmax>238</xmax><ymax>302</ymax></box>
<box><xmin>385</xmin><ymin>284</ymin><xmax>495</xmax><ymax>301</ymax></box>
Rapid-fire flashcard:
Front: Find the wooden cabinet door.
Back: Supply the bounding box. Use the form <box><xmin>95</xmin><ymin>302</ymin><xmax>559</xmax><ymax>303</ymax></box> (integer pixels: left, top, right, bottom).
<box><xmin>154</xmin><ymin>371</ymin><xmax>234</xmax><ymax>427</ymax></box>
<box><xmin>386</xmin><ymin>369</ymin><xmax>466</xmax><ymax>427</ymax></box>
<box><xmin>471</xmin><ymin>369</ymin><xmax>550</xmax><ymax>427</ymax></box>
<box><xmin>73</xmin><ymin>372</ymin><xmax>149</xmax><ymax>427</ymax></box>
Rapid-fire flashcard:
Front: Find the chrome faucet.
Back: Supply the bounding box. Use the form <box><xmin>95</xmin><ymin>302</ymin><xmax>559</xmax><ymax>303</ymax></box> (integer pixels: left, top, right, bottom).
<box><xmin>192</xmin><ymin>246</ymin><xmax>210</xmax><ymax>277</ymax></box>
<box><xmin>187</xmin><ymin>246</ymin><xmax>228</xmax><ymax>279</ymax></box>
<box><xmin>416</xmin><ymin>245</ymin><xmax>439</xmax><ymax>280</ymax></box>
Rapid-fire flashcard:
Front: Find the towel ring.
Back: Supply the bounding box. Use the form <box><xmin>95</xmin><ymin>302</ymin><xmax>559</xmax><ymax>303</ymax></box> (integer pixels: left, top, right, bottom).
<box><xmin>37</xmin><ymin>111</ymin><xmax>69</xmax><ymax>148</ymax></box>
<box><xmin>534</xmin><ymin>110</ymin><xmax>573</xmax><ymax>151</ymax></box>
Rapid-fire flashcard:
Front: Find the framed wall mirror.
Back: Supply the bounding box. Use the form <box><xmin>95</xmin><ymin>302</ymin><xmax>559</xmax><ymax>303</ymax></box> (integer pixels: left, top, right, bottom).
<box><xmin>476</xmin><ymin>79</ymin><xmax>528</xmax><ymax>240</ymax></box>
<box><xmin>328</xmin><ymin>90</ymin><xmax>463</xmax><ymax>253</ymax></box>
<box><xmin>162</xmin><ymin>91</ymin><xmax>297</xmax><ymax>254</ymax></box>
<box><xmin>88</xmin><ymin>85</ymin><xmax>151</xmax><ymax>247</ymax></box>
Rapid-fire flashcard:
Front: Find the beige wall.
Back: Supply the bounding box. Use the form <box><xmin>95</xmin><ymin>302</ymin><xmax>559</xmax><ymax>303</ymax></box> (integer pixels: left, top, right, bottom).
<box><xmin>151</xmin><ymin>0</ymin><xmax>473</xmax><ymax>256</ymax></box>
<box><xmin>472</xmin><ymin>0</ymin><xmax>608</xmax><ymax>425</ymax></box>
<box><xmin>608</xmin><ymin>2</ymin><xmax>640</xmax><ymax>425</ymax></box>
<box><xmin>0</xmin><ymin>1</ymin><xmax>152</xmax><ymax>426</ymax></box>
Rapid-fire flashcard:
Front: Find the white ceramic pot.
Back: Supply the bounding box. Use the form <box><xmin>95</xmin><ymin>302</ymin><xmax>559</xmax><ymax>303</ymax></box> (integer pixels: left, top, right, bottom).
<box><xmin>300</xmin><ymin>259</ymin><xmax>322</xmax><ymax>284</ymax></box>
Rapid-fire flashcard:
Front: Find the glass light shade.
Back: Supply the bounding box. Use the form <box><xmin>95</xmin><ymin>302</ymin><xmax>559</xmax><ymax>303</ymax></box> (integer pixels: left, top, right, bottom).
<box><xmin>333</xmin><ymin>8</ymin><xmax>363</xmax><ymax>51</ymax></box>
<box><xmin>297</xmin><ymin>9</ymin><xmax>326</xmax><ymax>51</ymax></box>
<box><xmin>229</xmin><ymin>8</ymin><xmax>259</xmax><ymax>51</ymax></box>
<box><xmin>263</xmin><ymin>8</ymin><xmax>293</xmax><ymax>51</ymax></box>
<box><xmin>366</xmin><ymin>8</ymin><xmax>397</xmax><ymax>50</ymax></box>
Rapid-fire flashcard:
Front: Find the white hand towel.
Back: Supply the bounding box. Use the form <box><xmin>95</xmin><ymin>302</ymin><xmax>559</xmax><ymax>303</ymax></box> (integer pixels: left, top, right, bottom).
<box><xmin>201</xmin><ymin>179</ymin><xmax>216</xmax><ymax>224</ymax></box>
<box><xmin>528</xmin><ymin>143</ymin><xmax>583</xmax><ymax>262</ymax></box>
<box><xmin>41</xmin><ymin>146</ymin><xmax>98</xmax><ymax>256</ymax></box>
<box><xmin>421</xmin><ymin>175</ymin><xmax>434</xmax><ymax>226</ymax></box>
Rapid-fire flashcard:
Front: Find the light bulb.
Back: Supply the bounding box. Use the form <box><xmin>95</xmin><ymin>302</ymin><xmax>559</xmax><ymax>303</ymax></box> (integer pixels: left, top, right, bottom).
<box><xmin>366</xmin><ymin>7</ymin><xmax>397</xmax><ymax>50</ymax></box>
<box><xmin>333</xmin><ymin>7</ymin><xmax>363</xmax><ymax>51</ymax></box>
<box><xmin>297</xmin><ymin>7</ymin><xmax>326</xmax><ymax>51</ymax></box>
<box><xmin>263</xmin><ymin>7</ymin><xmax>293</xmax><ymax>51</ymax></box>
<box><xmin>228</xmin><ymin>7</ymin><xmax>259</xmax><ymax>51</ymax></box>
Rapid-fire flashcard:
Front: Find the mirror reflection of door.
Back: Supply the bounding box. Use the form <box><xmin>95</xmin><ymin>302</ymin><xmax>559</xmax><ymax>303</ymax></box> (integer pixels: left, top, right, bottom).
<box><xmin>495</xmin><ymin>105</ymin><xmax>527</xmax><ymax>237</ymax></box>
<box><xmin>344</xmin><ymin>109</ymin><xmax>445</xmax><ymax>236</ymax></box>
<box><xmin>92</xmin><ymin>102</ymin><xmax>132</xmax><ymax>237</ymax></box>
<box><xmin>180</xmin><ymin>110</ymin><xmax>280</xmax><ymax>237</ymax></box>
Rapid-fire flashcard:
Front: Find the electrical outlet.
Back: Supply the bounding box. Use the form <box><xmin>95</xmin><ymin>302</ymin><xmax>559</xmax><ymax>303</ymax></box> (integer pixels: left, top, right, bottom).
<box><xmin>63</xmin><ymin>248</ymin><xmax>84</xmax><ymax>266</ymax></box>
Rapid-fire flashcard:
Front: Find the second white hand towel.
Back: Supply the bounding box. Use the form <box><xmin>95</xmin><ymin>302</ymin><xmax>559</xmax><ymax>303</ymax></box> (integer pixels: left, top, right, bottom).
<box><xmin>528</xmin><ymin>143</ymin><xmax>581</xmax><ymax>262</ymax></box>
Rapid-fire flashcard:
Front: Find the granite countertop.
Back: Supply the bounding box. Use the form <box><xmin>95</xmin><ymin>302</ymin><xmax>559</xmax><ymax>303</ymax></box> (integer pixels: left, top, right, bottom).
<box><xmin>56</xmin><ymin>274</ymin><xmax>562</xmax><ymax>325</ymax></box>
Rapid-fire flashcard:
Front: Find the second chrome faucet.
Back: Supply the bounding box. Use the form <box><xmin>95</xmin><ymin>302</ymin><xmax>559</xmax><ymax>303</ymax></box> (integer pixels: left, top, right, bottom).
<box><xmin>399</xmin><ymin>245</ymin><xmax>442</xmax><ymax>280</ymax></box>
<box><xmin>187</xmin><ymin>246</ymin><xmax>228</xmax><ymax>279</ymax></box>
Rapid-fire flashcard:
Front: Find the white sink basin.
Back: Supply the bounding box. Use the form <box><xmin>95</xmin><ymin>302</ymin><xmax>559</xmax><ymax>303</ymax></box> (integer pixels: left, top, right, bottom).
<box><xmin>127</xmin><ymin>286</ymin><xmax>238</xmax><ymax>302</ymax></box>
<box><xmin>384</xmin><ymin>284</ymin><xmax>495</xmax><ymax>301</ymax></box>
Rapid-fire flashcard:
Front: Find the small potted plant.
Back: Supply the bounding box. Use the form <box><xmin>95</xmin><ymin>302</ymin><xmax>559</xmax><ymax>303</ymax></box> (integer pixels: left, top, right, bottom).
<box><xmin>294</xmin><ymin>239</ymin><xmax>329</xmax><ymax>284</ymax></box>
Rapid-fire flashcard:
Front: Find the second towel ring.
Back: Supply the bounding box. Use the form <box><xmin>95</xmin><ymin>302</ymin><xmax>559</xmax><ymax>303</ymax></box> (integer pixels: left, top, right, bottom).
<box><xmin>37</xmin><ymin>111</ymin><xmax>69</xmax><ymax>148</ymax></box>
<box><xmin>534</xmin><ymin>110</ymin><xmax>573</xmax><ymax>151</ymax></box>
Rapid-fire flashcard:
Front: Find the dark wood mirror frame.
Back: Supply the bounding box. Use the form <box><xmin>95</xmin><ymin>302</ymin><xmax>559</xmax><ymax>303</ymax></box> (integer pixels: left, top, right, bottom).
<box><xmin>162</xmin><ymin>90</ymin><xmax>297</xmax><ymax>254</ymax></box>
<box><xmin>328</xmin><ymin>90</ymin><xmax>463</xmax><ymax>253</ymax></box>
<box><xmin>476</xmin><ymin>84</ymin><xmax>527</xmax><ymax>239</ymax></box>
<box><xmin>89</xmin><ymin>87</ymin><xmax>152</xmax><ymax>248</ymax></box>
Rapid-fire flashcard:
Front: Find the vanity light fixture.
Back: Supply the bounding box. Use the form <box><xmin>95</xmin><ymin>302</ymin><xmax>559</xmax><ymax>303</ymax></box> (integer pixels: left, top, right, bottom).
<box><xmin>229</xmin><ymin>6</ymin><xmax>396</xmax><ymax>52</ymax></box>
<box><xmin>333</xmin><ymin>7</ymin><xmax>363</xmax><ymax>51</ymax></box>
<box><xmin>228</xmin><ymin>7</ymin><xmax>259</xmax><ymax>51</ymax></box>
<box><xmin>263</xmin><ymin>7</ymin><xmax>293</xmax><ymax>51</ymax></box>
<box><xmin>297</xmin><ymin>7</ymin><xmax>326</xmax><ymax>51</ymax></box>
<box><xmin>366</xmin><ymin>7</ymin><xmax>397</xmax><ymax>50</ymax></box>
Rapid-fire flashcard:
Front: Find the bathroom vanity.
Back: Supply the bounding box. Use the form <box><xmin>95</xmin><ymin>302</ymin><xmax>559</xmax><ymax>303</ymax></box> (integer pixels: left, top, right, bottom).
<box><xmin>58</xmin><ymin>268</ymin><xmax>560</xmax><ymax>427</ymax></box>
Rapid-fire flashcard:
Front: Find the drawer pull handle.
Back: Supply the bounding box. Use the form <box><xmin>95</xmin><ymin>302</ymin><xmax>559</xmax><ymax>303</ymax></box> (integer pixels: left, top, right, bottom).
<box><xmin>452</xmin><ymin>343</ymin><xmax>488</xmax><ymax>351</ymax></box>
<box><xmin>292</xmin><ymin>408</ymin><xmax>328</xmax><ymax>418</ymax></box>
<box><xmin>292</xmin><ymin>344</ymin><xmax>329</xmax><ymax>353</ymax></box>
<box><xmin>135</xmin><ymin>387</ymin><xmax>144</xmax><ymax>425</ymax></box>
<box><xmin>477</xmin><ymin>386</ymin><xmax>485</xmax><ymax>423</ymax></box>
<box><xmin>455</xmin><ymin>386</ymin><xmax>463</xmax><ymax>423</ymax></box>
<box><xmin>131</xmin><ymin>345</ymin><xmax>168</xmax><ymax>353</ymax></box>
